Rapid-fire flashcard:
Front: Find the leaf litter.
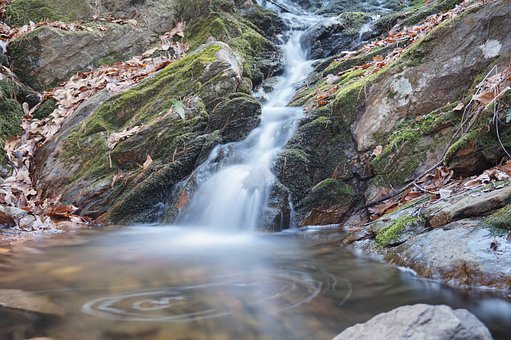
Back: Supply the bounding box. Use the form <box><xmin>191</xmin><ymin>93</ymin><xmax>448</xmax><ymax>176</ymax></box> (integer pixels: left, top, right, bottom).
<box><xmin>0</xmin><ymin>19</ymin><xmax>189</xmax><ymax>230</ymax></box>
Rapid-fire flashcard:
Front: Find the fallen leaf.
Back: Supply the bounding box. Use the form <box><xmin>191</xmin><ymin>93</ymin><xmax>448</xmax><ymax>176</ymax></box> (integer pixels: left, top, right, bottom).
<box><xmin>453</xmin><ymin>102</ymin><xmax>464</xmax><ymax>111</ymax></box>
<box><xmin>173</xmin><ymin>101</ymin><xmax>186</xmax><ymax>120</ymax></box>
<box><xmin>473</xmin><ymin>90</ymin><xmax>495</xmax><ymax>104</ymax></box>
<box><xmin>143</xmin><ymin>154</ymin><xmax>153</xmax><ymax>170</ymax></box>
<box><xmin>372</xmin><ymin>145</ymin><xmax>383</xmax><ymax>157</ymax></box>
<box><xmin>107</xmin><ymin>126</ymin><xmax>142</xmax><ymax>150</ymax></box>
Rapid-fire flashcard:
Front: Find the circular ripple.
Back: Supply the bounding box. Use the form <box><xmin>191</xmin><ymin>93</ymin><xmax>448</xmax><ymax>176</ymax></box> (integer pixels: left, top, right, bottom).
<box><xmin>82</xmin><ymin>270</ymin><xmax>341</xmax><ymax>322</ymax></box>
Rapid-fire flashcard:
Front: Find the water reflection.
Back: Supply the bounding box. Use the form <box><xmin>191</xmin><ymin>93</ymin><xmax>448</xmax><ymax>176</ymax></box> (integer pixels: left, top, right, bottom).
<box><xmin>0</xmin><ymin>226</ymin><xmax>510</xmax><ymax>339</ymax></box>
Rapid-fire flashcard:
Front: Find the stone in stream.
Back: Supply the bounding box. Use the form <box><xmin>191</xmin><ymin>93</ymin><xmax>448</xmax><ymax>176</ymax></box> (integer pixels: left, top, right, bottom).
<box><xmin>0</xmin><ymin>289</ymin><xmax>63</xmax><ymax>316</ymax></box>
<box><xmin>333</xmin><ymin>304</ymin><xmax>492</xmax><ymax>340</ymax></box>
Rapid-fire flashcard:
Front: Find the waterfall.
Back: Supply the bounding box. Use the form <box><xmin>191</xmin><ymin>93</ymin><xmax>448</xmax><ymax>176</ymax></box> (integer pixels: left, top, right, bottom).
<box><xmin>174</xmin><ymin>1</ymin><xmax>321</xmax><ymax>230</ymax></box>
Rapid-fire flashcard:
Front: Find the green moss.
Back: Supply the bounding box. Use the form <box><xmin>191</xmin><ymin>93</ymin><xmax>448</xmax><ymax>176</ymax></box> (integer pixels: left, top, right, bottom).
<box><xmin>444</xmin><ymin>129</ymin><xmax>479</xmax><ymax>163</ymax></box>
<box><xmin>338</xmin><ymin>12</ymin><xmax>371</xmax><ymax>34</ymax></box>
<box><xmin>0</xmin><ymin>78</ymin><xmax>24</xmax><ymax>167</ymax></box>
<box><xmin>331</xmin><ymin>77</ymin><xmax>366</xmax><ymax>124</ymax></box>
<box><xmin>401</xmin><ymin>0</ymin><xmax>464</xmax><ymax>27</ymax></box>
<box><xmin>60</xmin><ymin>43</ymin><xmax>222</xmax><ymax>185</ymax></box>
<box><xmin>483</xmin><ymin>205</ymin><xmax>511</xmax><ymax>231</ymax></box>
<box><xmin>323</xmin><ymin>45</ymin><xmax>394</xmax><ymax>75</ymax></box>
<box><xmin>376</xmin><ymin>214</ymin><xmax>422</xmax><ymax>247</ymax></box>
<box><xmin>298</xmin><ymin>178</ymin><xmax>357</xmax><ymax>211</ymax></box>
<box><xmin>185</xmin><ymin>11</ymin><xmax>276</xmax><ymax>83</ymax></box>
<box><xmin>5</xmin><ymin>0</ymin><xmax>92</xmax><ymax>26</ymax></box>
<box><xmin>32</xmin><ymin>98</ymin><xmax>57</xmax><ymax>120</ymax></box>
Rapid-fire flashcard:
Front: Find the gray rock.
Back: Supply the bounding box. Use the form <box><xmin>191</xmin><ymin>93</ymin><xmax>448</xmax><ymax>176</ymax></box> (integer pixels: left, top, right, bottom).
<box><xmin>352</xmin><ymin>0</ymin><xmax>511</xmax><ymax>152</ymax></box>
<box><xmin>425</xmin><ymin>186</ymin><xmax>511</xmax><ymax>228</ymax></box>
<box><xmin>334</xmin><ymin>304</ymin><xmax>492</xmax><ymax>340</ymax></box>
<box><xmin>9</xmin><ymin>24</ymin><xmax>157</xmax><ymax>90</ymax></box>
<box><xmin>388</xmin><ymin>220</ymin><xmax>511</xmax><ymax>290</ymax></box>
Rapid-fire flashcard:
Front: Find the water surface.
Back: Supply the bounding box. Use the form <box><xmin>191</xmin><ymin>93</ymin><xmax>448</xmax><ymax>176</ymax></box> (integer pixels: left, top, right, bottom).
<box><xmin>1</xmin><ymin>226</ymin><xmax>510</xmax><ymax>339</ymax></box>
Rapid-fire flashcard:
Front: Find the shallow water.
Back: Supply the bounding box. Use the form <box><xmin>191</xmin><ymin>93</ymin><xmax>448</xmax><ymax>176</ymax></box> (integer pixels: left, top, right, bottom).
<box><xmin>1</xmin><ymin>226</ymin><xmax>510</xmax><ymax>339</ymax></box>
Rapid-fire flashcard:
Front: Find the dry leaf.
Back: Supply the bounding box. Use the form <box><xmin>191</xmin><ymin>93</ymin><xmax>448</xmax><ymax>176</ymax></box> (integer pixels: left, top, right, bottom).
<box><xmin>372</xmin><ymin>145</ymin><xmax>383</xmax><ymax>157</ymax></box>
<box><xmin>473</xmin><ymin>90</ymin><xmax>495</xmax><ymax>104</ymax></box>
<box><xmin>143</xmin><ymin>154</ymin><xmax>153</xmax><ymax>170</ymax></box>
<box><xmin>107</xmin><ymin>126</ymin><xmax>142</xmax><ymax>150</ymax></box>
<box><xmin>453</xmin><ymin>102</ymin><xmax>464</xmax><ymax>111</ymax></box>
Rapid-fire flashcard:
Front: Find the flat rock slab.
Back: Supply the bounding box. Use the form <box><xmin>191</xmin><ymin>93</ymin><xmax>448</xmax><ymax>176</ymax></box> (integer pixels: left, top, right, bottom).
<box><xmin>387</xmin><ymin>220</ymin><xmax>511</xmax><ymax>290</ymax></box>
<box><xmin>334</xmin><ymin>304</ymin><xmax>492</xmax><ymax>340</ymax></box>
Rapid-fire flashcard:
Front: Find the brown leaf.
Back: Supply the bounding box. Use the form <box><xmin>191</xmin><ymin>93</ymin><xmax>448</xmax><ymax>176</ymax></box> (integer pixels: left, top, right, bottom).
<box><xmin>176</xmin><ymin>191</ymin><xmax>188</xmax><ymax>210</ymax></box>
<box><xmin>473</xmin><ymin>90</ymin><xmax>495</xmax><ymax>104</ymax></box>
<box><xmin>143</xmin><ymin>154</ymin><xmax>153</xmax><ymax>170</ymax></box>
<box><xmin>368</xmin><ymin>201</ymin><xmax>398</xmax><ymax>216</ymax></box>
<box><xmin>107</xmin><ymin>125</ymin><xmax>142</xmax><ymax>150</ymax></box>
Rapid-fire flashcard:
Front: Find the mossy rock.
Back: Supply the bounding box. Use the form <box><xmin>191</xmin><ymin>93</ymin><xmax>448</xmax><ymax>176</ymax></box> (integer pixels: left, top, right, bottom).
<box><xmin>376</xmin><ymin>214</ymin><xmax>424</xmax><ymax>247</ymax></box>
<box><xmin>297</xmin><ymin>178</ymin><xmax>357</xmax><ymax>212</ymax></box>
<box><xmin>0</xmin><ymin>78</ymin><xmax>23</xmax><ymax>168</ymax></box>
<box><xmin>5</xmin><ymin>0</ymin><xmax>93</xmax><ymax>26</ymax></box>
<box><xmin>483</xmin><ymin>205</ymin><xmax>511</xmax><ymax>231</ymax></box>
<box><xmin>185</xmin><ymin>9</ymin><xmax>280</xmax><ymax>84</ymax></box>
<box><xmin>0</xmin><ymin>76</ymin><xmax>40</xmax><ymax>170</ymax></box>
<box><xmin>34</xmin><ymin>42</ymin><xmax>258</xmax><ymax>223</ymax></box>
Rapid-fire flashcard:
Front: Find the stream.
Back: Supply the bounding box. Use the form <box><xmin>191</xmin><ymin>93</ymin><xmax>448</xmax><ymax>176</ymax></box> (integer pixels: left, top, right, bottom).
<box><xmin>1</xmin><ymin>1</ymin><xmax>511</xmax><ymax>339</ymax></box>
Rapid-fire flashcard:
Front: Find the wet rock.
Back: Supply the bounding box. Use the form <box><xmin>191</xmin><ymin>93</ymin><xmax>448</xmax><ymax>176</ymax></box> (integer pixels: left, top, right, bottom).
<box><xmin>334</xmin><ymin>304</ymin><xmax>492</xmax><ymax>340</ymax></box>
<box><xmin>280</xmin><ymin>0</ymin><xmax>511</xmax><ymax>226</ymax></box>
<box><xmin>300</xmin><ymin>12</ymin><xmax>371</xmax><ymax>59</ymax></box>
<box><xmin>387</xmin><ymin>220</ymin><xmax>511</xmax><ymax>291</ymax></box>
<box><xmin>264</xmin><ymin>182</ymin><xmax>291</xmax><ymax>231</ymax></box>
<box><xmin>352</xmin><ymin>0</ymin><xmax>511</xmax><ymax>152</ymax></box>
<box><xmin>0</xmin><ymin>289</ymin><xmax>63</xmax><ymax>316</ymax></box>
<box><xmin>34</xmin><ymin>42</ymin><xmax>260</xmax><ymax>224</ymax></box>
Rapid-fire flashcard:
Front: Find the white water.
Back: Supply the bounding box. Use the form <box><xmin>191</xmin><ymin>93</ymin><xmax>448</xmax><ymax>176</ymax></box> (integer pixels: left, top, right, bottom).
<box><xmin>175</xmin><ymin>1</ymin><xmax>322</xmax><ymax>230</ymax></box>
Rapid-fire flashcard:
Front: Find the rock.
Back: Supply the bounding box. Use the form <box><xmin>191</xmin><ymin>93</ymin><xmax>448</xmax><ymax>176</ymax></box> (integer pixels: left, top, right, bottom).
<box><xmin>264</xmin><ymin>182</ymin><xmax>292</xmax><ymax>231</ymax></box>
<box><xmin>425</xmin><ymin>186</ymin><xmax>511</xmax><ymax>228</ymax></box>
<box><xmin>334</xmin><ymin>304</ymin><xmax>492</xmax><ymax>340</ymax></box>
<box><xmin>5</xmin><ymin>0</ymin><xmax>177</xmax><ymax>33</ymax></box>
<box><xmin>34</xmin><ymin>42</ymin><xmax>259</xmax><ymax>224</ymax></box>
<box><xmin>352</xmin><ymin>0</ymin><xmax>511</xmax><ymax>152</ymax></box>
<box><xmin>185</xmin><ymin>2</ymin><xmax>282</xmax><ymax>85</ymax></box>
<box><xmin>279</xmin><ymin>0</ymin><xmax>511</xmax><ymax>225</ymax></box>
<box><xmin>300</xmin><ymin>12</ymin><xmax>371</xmax><ymax>59</ymax></box>
<box><xmin>0</xmin><ymin>289</ymin><xmax>63</xmax><ymax>316</ymax></box>
<box><xmin>386</xmin><ymin>220</ymin><xmax>511</xmax><ymax>290</ymax></box>
<box><xmin>9</xmin><ymin>24</ymin><xmax>157</xmax><ymax>90</ymax></box>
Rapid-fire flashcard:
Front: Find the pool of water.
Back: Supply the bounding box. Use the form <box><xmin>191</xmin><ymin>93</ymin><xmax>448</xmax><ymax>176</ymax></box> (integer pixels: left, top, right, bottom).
<box><xmin>1</xmin><ymin>225</ymin><xmax>510</xmax><ymax>339</ymax></box>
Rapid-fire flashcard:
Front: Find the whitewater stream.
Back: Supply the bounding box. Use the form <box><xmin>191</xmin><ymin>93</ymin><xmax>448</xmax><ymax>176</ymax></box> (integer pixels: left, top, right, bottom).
<box><xmin>1</xmin><ymin>1</ymin><xmax>511</xmax><ymax>339</ymax></box>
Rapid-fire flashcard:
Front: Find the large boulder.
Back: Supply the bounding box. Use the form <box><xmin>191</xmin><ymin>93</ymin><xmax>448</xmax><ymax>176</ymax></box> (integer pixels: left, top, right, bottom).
<box><xmin>9</xmin><ymin>24</ymin><xmax>157</xmax><ymax>91</ymax></box>
<box><xmin>334</xmin><ymin>304</ymin><xmax>492</xmax><ymax>340</ymax></box>
<box><xmin>279</xmin><ymin>0</ymin><xmax>511</xmax><ymax>222</ymax></box>
<box><xmin>34</xmin><ymin>42</ymin><xmax>259</xmax><ymax>224</ymax></box>
<box><xmin>4</xmin><ymin>0</ymin><xmax>177</xmax><ymax>32</ymax></box>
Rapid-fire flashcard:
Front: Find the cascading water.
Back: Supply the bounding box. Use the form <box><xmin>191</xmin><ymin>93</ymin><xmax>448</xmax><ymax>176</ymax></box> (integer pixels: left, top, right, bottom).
<box><xmin>175</xmin><ymin>1</ymin><xmax>322</xmax><ymax>230</ymax></box>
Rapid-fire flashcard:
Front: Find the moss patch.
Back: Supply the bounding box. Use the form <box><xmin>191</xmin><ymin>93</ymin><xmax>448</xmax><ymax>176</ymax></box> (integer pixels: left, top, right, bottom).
<box><xmin>185</xmin><ymin>9</ymin><xmax>278</xmax><ymax>84</ymax></box>
<box><xmin>5</xmin><ymin>0</ymin><xmax>92</xmax><ymax>26</ymax></box>
<box><xmin>483</xmin><ymin>205</ymin><xmax>511</xmax><ymax>231</ymax></box>
<box><xmin>376</xmin><ymin>214</ymin><xmax>422</xmax><ymax>247</ymax></box>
